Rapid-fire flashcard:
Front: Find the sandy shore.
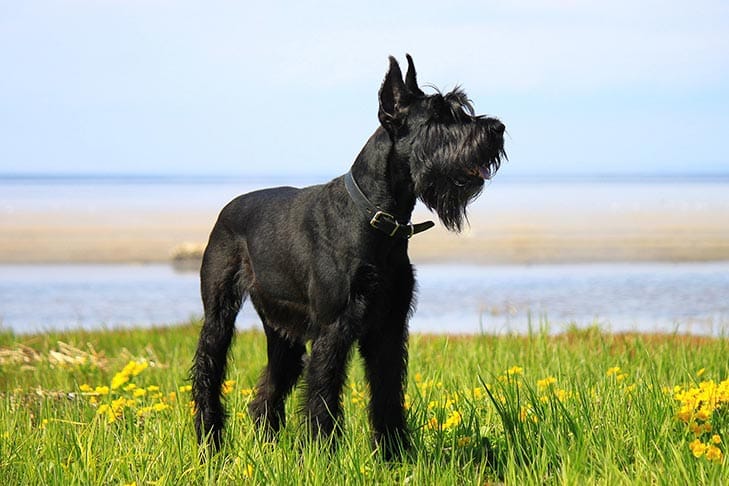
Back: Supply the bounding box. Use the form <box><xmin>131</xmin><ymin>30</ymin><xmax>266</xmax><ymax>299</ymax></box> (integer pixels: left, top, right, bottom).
<box><xmin>2</xmin><ymin>205</ymin><xmax>728</xmax><ymax>264</ymax></box>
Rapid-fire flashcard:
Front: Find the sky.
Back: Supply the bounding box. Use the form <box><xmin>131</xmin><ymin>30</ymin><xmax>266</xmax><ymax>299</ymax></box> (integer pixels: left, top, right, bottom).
<box><xmin>1</xmin><ymin>0</ymin><xmax>728</xmax><ymax>178</ymax></box>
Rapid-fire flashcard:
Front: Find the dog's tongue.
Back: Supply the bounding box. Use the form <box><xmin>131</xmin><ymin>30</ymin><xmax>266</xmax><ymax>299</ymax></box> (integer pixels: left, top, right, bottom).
<box><xmin>479</xmin><ymin>166</ymin><xmax>491</xmax><ymax>180</ymax></box>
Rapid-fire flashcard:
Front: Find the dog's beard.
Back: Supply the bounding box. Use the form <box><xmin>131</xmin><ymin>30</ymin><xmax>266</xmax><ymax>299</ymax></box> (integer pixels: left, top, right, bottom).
<box><xmin>415</xmin><ymin>169</ymin><xmax>483</xmax><ymax>232</ymax></box>
<box><xmin>410</xmin><ymin>123</ymin><xmax>504</xmax><ymax>232</ymax></box>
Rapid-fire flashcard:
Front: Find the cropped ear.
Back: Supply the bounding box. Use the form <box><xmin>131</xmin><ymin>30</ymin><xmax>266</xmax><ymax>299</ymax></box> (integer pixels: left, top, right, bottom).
<box><xmin>378</xmin><ymin>56</ymin><xmax>410</xmax><ymax>133</ymax></box>
<box><xmin>405</xmin><ymin>54</ymin><xmax>424</xmax><ymax>96</ymax></box>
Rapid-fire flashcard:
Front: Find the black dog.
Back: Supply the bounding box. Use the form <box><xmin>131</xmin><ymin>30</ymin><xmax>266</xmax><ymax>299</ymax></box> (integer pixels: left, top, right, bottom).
<box><xmin>192</xmin><ymin>55</ymin><xmax>505</xmax><ymax>458</ymax></box>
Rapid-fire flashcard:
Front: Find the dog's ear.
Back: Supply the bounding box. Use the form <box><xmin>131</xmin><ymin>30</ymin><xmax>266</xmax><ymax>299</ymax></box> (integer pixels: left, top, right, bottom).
<box><xmin>405</xmin><ymin>54</ymin><xmax>425</xmax><ymax>96</ymax></box>
<box><xmin>378</xmin><ymin>56</ymin><xmax>410</xmax><ymax>133</ymax></box>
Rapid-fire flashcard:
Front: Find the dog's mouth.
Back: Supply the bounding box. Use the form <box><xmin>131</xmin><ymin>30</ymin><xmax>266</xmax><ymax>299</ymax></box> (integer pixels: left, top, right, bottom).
<box><xmin>467</xmin><ymin>164</ymin><xmax>495</xmax><ymax>181</ymax></box>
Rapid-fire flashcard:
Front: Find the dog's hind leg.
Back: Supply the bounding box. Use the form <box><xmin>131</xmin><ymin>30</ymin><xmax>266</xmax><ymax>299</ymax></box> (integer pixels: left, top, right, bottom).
<box><xmin>304</xmin><ymin>289</ymin><xmax>369</xmax><ymax>442</ymax></box>
<box><xmin>192</xmin><ymin>228</ymin><xmax>247</xmax><ymax>450</ymax></box>
<box><xmin>247</xmin><ymin>319</ymin><xmax>306</xmax><ymax>436</ymax></box>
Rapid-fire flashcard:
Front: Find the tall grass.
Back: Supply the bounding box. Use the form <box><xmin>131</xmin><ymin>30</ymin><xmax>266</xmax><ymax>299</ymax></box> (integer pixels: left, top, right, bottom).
<box><xmin>1</xmin><ymin>323</ymin><xmax>727</xmax><ymax>484</ymax></box>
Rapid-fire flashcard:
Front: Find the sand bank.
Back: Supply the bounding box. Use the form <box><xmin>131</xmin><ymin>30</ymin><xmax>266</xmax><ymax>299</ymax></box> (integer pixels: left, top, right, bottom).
<box><xmin>2</xmin><ymin>205</ymin><xmax>728</xmax><ymax>264</ymax></box>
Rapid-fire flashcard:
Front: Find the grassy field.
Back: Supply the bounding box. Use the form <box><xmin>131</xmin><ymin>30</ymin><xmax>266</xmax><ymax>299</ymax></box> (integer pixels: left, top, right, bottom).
<box><xmin>1</xmin><ymin>322</ymin><xmax>727</xmax><ymax>485</ymax></box>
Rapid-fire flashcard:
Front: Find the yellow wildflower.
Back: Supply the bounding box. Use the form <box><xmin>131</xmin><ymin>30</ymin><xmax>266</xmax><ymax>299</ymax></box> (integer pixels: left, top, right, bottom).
<box><xmin>689</xmin><ymin>439</ymin><xmax>707</xmax><ymax>458</ymax></box>
<box><xmin>133</xmin><ymin>388</ymin><xmax>147</xmax><ymax>398</ymax></box>
<box><xmin>79</xmin><ymin>384</ymin><xmax>93</xmax><ymax>392</ymax></box>
<box><xmin>221</xmin><ymin>380</ymin><xmax>235</xmax><ymax>395</ymax></box>
<box><xmin>96</xmin><ymin>404</ymin><xmax>116</xmax><ymax>423</ymax></box>
<box><xmin>696</xmin><ymin>408</ymin><xmax>711</xmax><ymax>422</ymax></box>
<box><xmin>706</xmin><ymin>445</ymin><xmax>723</xmax><ymax>463</ymax></box>
<box><xmin>111</xmin><ymin>373</ymin><xmax>129</xmax><ymax>390</ymax></box>
<box><xmin>677</xmin><ymin>406</ymin><xmax>692</xmax><ymax>423</ymax></box>
<box><xmin>606</xmin><ymin>366</ymin><xmax>621</xmax><ymax>377</ymax></box>
<box><xmin>537</xmin><ymin>377</ymin><xmax>557</xmax><ymax>389</ymax></box>
<box><xmin>555</xmin><ymin>388</ymin><xmax>572</xmax><ymax>402</ymax></box>
<box><xmin>506</xmin><ymin>366</ymin><xmax>523</xmax><ymax>376</ymax></box>
<box><xmin>152</xmin><ymin>402</ymin><xmax>170</xmax><ymax>412</ymax></box>
<box><xmin>711</xmin><ymin>434</ymin><xmax>722</xmax><ymax>444</ymax></box>
<box><xmin>146</xmin><ymin>385</ymin><xmax>160</xmax><ymax>392</ymax></box>
<box><xmin>442</xmin><ymin>410</ymin><xmax>462</xmax><ymax>429</ymax></box>
<box><xmin>130</xmin><ymin>360</ymin><xmax>148</xmax><ymax>376</ymax></box>
<box><xmin>179</xmin><ymin>385</ymin><xmax>192</xmax><ymax>393</ymax></box>
<box><xmin>95</xmin><ymin>385</ymin><xmax>110</xmax><ymax>395</ymax></box>
<box><xmin>111</xmin><ymin>397</ymin><xmax>127</xmax><ymax>414</ymax></box>
<box><xmin>137</xmin><ymin>406</ymin><xmax>153</xmax><ymax>417</ymax></box>
<box><xmin>124</xmin><ymin>383</ymin><xmax>137</xmax><ymax>392</ymax></box>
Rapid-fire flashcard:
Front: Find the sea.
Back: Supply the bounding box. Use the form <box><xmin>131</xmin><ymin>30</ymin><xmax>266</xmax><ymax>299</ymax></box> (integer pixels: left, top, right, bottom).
<box><xmin>1</xmin><ymin>174</ymin><xmax>729</xmax><ymax>336</ymax></box>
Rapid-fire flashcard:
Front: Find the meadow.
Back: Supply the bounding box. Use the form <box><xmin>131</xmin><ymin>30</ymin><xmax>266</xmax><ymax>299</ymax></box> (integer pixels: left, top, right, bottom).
<box><xmin>1</xmin><ymin>322</ymin><xmax>727</xmax><ymax>485</ymax></box>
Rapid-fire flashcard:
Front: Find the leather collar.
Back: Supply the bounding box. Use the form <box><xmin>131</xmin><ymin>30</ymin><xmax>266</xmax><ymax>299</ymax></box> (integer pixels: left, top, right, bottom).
<box><xmin>344</xmin><ymin>170</ymin><xmax>435</xmax><ymax>239</ymax></box>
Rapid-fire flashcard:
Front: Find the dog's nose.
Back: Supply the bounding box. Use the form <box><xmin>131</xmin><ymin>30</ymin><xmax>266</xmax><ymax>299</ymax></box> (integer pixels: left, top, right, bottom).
<box><xmin>494</xmin><ymin>122</ymin><xmax>506</xmax><ymax>134</ymax></box>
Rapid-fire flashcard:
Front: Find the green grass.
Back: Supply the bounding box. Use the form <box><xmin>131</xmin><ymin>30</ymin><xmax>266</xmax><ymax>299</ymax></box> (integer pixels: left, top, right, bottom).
<box><xmin>1</xmin><ymin>322</ymin><xmax>727</xmax><ymax>485</ymax></box>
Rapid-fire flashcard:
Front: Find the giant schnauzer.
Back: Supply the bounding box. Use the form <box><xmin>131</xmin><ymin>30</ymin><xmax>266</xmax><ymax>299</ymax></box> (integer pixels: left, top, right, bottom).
<box><xmin>192</xmin><ymin>54</ymin><xmax>506</xmax><ymax>459</ymax></box>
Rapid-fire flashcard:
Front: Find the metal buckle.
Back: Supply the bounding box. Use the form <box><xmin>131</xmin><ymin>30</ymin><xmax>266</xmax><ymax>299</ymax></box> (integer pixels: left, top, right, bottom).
<box><xmin>370</xmin><ymin>210</ymin><xmax>392</xmax><ymax>227</ymax></box>
<box><xmin>370</xmin><ymin>210</ymin><xmax>402</xmax><ymax>237</ymax></box>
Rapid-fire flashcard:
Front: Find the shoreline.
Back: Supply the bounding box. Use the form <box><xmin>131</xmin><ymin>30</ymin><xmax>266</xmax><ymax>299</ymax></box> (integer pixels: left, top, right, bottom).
<box><xmin>0</xmin><ymin>211</ymin><xmax>729</xmax><ymax>264</ymax></box>
<box><xmin>4</xmin><ymin>176</ymin><xmax>728</xmax><ymax>265</ymax></box>
<box><xmin>2</xmin><ymin>206</ymin><xmax>729</xmax><ymax>264</ymax></box>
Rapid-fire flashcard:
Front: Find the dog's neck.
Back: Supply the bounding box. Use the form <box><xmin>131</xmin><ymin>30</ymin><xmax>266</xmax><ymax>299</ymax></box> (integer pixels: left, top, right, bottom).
<box><xmin>350</xmin><ymin>127</ymin><xmax>417</xmax><ymax>222</ymax></box>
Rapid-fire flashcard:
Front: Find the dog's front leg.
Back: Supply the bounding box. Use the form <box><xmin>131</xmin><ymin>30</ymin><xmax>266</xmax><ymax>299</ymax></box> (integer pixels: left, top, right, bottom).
<box><xmin>358</xmin><ymin>262</ymin><xmax>413</xmax><ymax>460</ymax></box>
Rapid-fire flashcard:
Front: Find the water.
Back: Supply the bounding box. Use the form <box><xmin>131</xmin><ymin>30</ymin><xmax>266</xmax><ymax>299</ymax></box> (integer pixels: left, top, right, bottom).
<box><xmin>1</xmin><ymin>262</ymin><xmax>727</xmax><ymax>336</ymax></box>
<box><xmin>2</xmin><ymin>174</ymin><xmax>729</xmax><ymax>216</ymax></box>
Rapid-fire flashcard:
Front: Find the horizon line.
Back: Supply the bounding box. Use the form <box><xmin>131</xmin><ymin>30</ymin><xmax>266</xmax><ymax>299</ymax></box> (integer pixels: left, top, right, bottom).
<box><xmin>2</xmin><ymin>171</ymin><xmax>729</xmax><ymax>184</ymax></box>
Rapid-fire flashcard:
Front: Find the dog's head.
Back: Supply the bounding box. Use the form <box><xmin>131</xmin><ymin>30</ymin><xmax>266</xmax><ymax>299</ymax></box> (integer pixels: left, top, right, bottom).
<box><xmin>378</xmin><ymin>55</ymin><xmax>506</xmax><ymax>232</ymax></box>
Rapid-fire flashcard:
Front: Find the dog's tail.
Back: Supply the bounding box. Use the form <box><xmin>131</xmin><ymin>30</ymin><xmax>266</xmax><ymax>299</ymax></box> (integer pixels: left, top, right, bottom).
<box><xmin>191</xmin><ymin>226</ymin><xmax>249</xmax><ymax>451</ymax></box>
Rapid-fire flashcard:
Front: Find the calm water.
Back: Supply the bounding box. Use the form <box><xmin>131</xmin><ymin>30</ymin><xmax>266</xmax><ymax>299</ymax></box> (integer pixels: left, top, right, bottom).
<box><xmin>1</xmin><ymin>262</ymin><xmax>727</xmax><ymax>336</ymax></box>
<box><xmin>3</xmin><ymin>174</ymin><xmax>729</xmax><ymax>216</ymax></box>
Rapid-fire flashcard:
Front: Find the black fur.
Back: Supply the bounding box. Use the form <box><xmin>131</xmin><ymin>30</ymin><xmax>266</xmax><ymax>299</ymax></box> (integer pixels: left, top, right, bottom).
<box><xmin>191</xmin><ymin>55</ymin><xmax>506</xmax><ymax>459</ymax></box>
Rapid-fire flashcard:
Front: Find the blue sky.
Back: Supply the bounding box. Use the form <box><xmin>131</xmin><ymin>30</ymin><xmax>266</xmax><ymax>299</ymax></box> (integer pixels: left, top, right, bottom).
<box><xmin>1</xmin><ymin>1</ymin><xmax>728</xmax><ymax>177</ymax></box>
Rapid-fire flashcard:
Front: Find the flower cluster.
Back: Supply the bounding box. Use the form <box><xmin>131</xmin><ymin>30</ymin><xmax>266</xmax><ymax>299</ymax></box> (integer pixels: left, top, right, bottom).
<box><xmin>78</xmin><ymin>359</ymin><xmax>185</xmax><ymax>424</ymax></box>
<box><xmin>414</xmin><ymin>374</ymin><xmax>465</xmax><ymax>433</ymax></box>
<box><xmin>673</xmin><ymin>376</ymin><xmax>728</xmax><ymax>463</ymax></box>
